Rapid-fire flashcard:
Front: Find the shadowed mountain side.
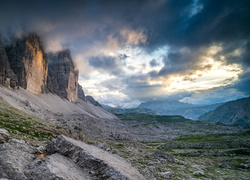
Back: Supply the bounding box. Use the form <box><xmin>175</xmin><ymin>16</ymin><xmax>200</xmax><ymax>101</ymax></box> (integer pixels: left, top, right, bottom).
<box><xmin>0</xmin><ymin>35</ymin><xmax>18</xmax><ymax>89</ymax></box>
<box><xmin>78</xmin><ymin>83</ymin><xmax>86</xmax><ymax>101</ymax></box>
<box><xmin>138</xmin><ymin>100</ymin><xmax>223</xmax><ymax>120</ymax></box>
<box><xmin>177</xmin><ymin>103</ymin><xmax>223</xmax><ymax>120</ymax></box>
<box><xmin>199</xmin><ymin>96</ymin><xmax>250</xmax><ymax>127</ymax></box>
<box><xmin>0</xmin><ymin>85</ymin><xmax>132</xmax><ymax>140</ymax></box>
<box><xmin>86</xmin><ymin>95</ymin><xmax>101</xmax><ymax>107</ymax></box>
<box><xmin>103</xmin><ymin>107</ymin><xmax>159</xmax><ymax>115</ymax></box>
<box><xmin>48</xmin><ymin>49</ymin><xmax>79</xmax><ymax>102</ymax></box>
<box><xmin>6</xmin><ymin>33</ymin><xmax>48</xmax><ymax>94</ymax></box>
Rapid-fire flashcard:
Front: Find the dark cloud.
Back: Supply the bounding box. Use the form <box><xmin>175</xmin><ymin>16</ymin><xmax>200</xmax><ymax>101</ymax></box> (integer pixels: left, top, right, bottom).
<box><xmin>1</xmin><ymin>0</ymin><xmax>250</xmax><ymax>105</ymax></box>
<box><xmin>118</xmin><ymin>54</ymin><xmax>129</xmax><ymax>60</ymax></box>
<box><xmin>242</xmin><ymin>41</ymin><xmax>250</xmax><ymax>66</ymax></box>
<box><xmin>123</xmin><ymin>79</ymin><xmax>193</xmax><ymax>102</ymax></box>
<box><xmin>88</xmin><ymin>55</ymin><xmax>123</xmax><ymax>75</ymax></box>
<box><xmin>149</xmin><ymin>47</ymin><xmax>212</xmax><ymax>80</ymax></box>
<box><xmin>149</xmin><ymin>59</ymin><xmax>159</xmax><ymax>67</ymax></box>
<box><xmin>184</xmin><ymin>0</ymin><xmax>250</xmax><ymax>47</ymax></box>
<box><xmin>181</xmin><ymin>85</ymin><xmax>246</xmax><ymax>105</ymax></box>
<box><xmin>1</xmin><ymin>0</ymin><xmax>249</xmax><ymax>50</ymax></box>
<box><xmin>233</xmin><ymin>71</ymin><xmax>250</xmax><ymax>96</ymax></box>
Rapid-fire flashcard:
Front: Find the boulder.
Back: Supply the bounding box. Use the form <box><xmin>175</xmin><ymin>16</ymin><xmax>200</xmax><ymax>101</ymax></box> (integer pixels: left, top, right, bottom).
<box><xmin>152</xmin><ymin>152</ymin><xmax>175</xmax><ymax>163</ymax></box>
<box><xmin>0</xmin><ymin>139</ymin><xmax>35</xmax><ymax>180</ymax></box>
<box><xmin>93</xmin><ymin>142</ymin><xmax>107</xmax><ymax>150</ymax></box>
<box><xmin>46</xmin><ymin>135</ymin><xmax>145</xmax><ymax>180</ymax></box>
<box><xmin>24</xmin><ymin>153</ymin><xmax>92</xmax><ymax>180</ymax></box>
<box><xmin>0</xmin><ymin>129</ymin><xmax>10</xmax><ymax>144</ymax></box>
<box><xmin>0</xmin><ymin>135</ymin><xmax>145</xmax><ymax>180</ymax></box>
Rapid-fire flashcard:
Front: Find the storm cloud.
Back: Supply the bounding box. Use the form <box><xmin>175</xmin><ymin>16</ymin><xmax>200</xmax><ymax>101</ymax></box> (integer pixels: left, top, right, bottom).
<box><xmin>88</xmin><ymin>55</ymin><xmax>124</xmax><ymax>75</ymax></box>
<box><xmin>0</xmin><ymin>0</ymin><xmax>249</xmax><ymax>107</ymax></box>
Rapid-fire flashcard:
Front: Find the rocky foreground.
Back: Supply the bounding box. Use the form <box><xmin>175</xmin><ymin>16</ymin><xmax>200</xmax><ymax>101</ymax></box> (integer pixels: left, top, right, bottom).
<box><xmin>0</xmin><ymin>130</ymin><xmax>145</xmax><ymax>180</ymax></box>
<box><xmin>1</xmin><ymin>94</ymin><xmax>249</xmax><ymax>180</ymax></box>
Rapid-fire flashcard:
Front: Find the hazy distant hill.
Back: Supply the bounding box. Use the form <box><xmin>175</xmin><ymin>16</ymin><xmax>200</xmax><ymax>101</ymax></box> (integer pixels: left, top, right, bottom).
<box><xmin>138</xmin><ymin>100</ymin><xmax>194</xmax><ymax>114</ymax></box>
<box><xmin>199</xmin><ymin>96</ymin><xmax>250</xmax><ymax>127</ymax></box>
<box><xmin>102</xmin><ymin>105</ymin><xmax>159</xmax><ymax>115</ymax></box>
<box><xmin>137</xmin><ymin>100</ymin><xmax>222</xmax><ymax>120</ymax></box>
<box><xmin>178</xmin><ymin>103</ymin><xmax>223</xmax><ymax>120</ymax></box>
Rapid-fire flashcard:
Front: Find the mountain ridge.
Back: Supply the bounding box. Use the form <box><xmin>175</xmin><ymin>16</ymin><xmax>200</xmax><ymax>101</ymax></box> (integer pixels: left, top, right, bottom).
<box><xmin>102</xmin><ymin>105</ymin><xmax>159</xmax><ymax>115</ymax></box>
<box><xmin>199</xmin><ymin>96</ymin><xmax>250</xmax><ymax>126</ymax></box>
<box><xmin>137</xmin><ymin>99</ymin><xmax>223</xmax><ymax>120</ymax></box>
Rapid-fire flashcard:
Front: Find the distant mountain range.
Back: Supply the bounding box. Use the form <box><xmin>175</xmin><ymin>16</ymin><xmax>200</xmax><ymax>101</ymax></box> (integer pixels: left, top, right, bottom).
<box><xmin>137</xmin><ymin>100</ymin><xmax>223</xmax><ymax>120</ymax></box>
<box><xmin>102</xmin><ymin>104</ymin><xmax>159</xmax><ymax>115</ymax></box>
<box><xmin>199</xmin><ymin>96</ymin><xmax>250</xmax><ymax>127</ymax></box>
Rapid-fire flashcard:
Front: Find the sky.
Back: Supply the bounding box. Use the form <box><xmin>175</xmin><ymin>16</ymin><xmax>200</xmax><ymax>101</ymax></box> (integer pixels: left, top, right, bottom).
<box><xmin>0</xmin><ymin>0</ymin><xmax>250</xmax><ymax>107</ymax></box>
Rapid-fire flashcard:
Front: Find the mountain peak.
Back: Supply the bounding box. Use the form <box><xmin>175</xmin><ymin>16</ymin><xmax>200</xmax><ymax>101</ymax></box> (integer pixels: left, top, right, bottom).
<box><xmin>199</xmin><ymin>96</ymin><xmax>250</xmax><ymax>126</ymax></box>
<box><xmin>48</xmin><ymin>49</ymin><xmax>79</xmax><ymax>102</ymax></box>
<box><xmin>5</xmin><ymin>33</ymin><xmax>48</xmax><ymax>94</ymax></box>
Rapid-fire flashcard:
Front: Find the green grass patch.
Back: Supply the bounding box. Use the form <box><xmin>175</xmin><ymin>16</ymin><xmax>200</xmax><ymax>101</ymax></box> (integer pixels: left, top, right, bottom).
<box><xmin>0</xmin><ymin>97</ymin><xmax>69</xmax><ymax>146</ymax></box>
<box><xmin>113</xmin><ymin>143</ymin><xmax>125</xmax><ymax>149</ymax></box>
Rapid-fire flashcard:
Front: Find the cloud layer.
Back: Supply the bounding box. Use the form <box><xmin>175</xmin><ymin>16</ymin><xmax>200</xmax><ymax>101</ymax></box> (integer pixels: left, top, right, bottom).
<box><xmin>0</xmin><ymin>0</ymin><xmax>249</xmax><ymax>107</ymax></box>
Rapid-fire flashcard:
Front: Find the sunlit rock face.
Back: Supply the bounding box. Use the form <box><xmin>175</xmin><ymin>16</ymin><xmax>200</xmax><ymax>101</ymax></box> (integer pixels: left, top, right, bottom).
<box><xmin>0</xmin><ymin>35</ymin><xmax>18</xmax><ymax>89</ymax></box>
<box><xmin>48</xmin><ymin>49</ymin><xmax>79</xmax><ymax>102</ymax></box>
<box><xmin>5</xmin><ymin>33</ymin><xmax>48</xmax><ymax>94</ymax></box>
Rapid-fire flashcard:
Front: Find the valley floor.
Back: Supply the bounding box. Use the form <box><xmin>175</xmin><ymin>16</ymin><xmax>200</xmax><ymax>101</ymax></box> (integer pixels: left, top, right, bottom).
<box><xmin>0</xmin><ymin>86</ymin><xmax>249</xmax><ymax>180</ymax></box>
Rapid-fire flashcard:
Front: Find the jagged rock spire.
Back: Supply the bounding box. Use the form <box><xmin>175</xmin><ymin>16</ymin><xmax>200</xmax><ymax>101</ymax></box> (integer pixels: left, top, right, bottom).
<box><xmin>48</xmin><ymin>49</ymin><xmax>79</xmax><ymax>102</ymax></box>
<box><xmin>5</xmin><ymin>33</ymin><xmax>48</xmax><ymax>94</ymax></box>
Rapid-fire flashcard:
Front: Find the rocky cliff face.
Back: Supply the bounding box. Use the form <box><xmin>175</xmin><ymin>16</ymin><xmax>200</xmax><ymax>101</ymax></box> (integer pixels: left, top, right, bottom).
<box><xmin>1</xmin><ymin>33</ymin><xmax>86</xmax><ymax>102</ymax></box>
<box><xmin>86</xmin><ymin>95</ymin><xmax>101</xmax><ymax>106</ymax></box>
<box><xmin>199</xmin><ymin>96</ymin><xmax>250</xmax><ymax>126</ymax></box>
<box><xmin>5</xmin><ymin>33</ymin><xmax>48</xmax><ymax>94</ymax></box>
<box><xmin>78</xmin><ymin>83</ymin><xmax>86</xmax><ymax>101</ymax></box>
<box><xmin>0</xmin><ymin>35</ymin><xmax>18</xmax><ymax>89</ymax></box>
<box><xmin>48</xmin><ymin>49</ymin><xmax>79</xmax><ymax>102</ymax></box>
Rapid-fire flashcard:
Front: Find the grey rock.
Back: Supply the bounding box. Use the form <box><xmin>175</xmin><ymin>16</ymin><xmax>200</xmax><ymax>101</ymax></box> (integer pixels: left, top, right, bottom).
<box><xmin>218</xmin><ymin>163</ymin><xmax>234</xmax><ymax>169</ymax></box>
<box><xmin>93</xmin><ymin>143</ymin><xmax>107</xmax><ymax>150</ymax></box>
<box><xmin>78</xmin><ymin>83</ymin><xmax>86</xmax><ymax>101</ymax></box>
<box><xmin>158</xmin><ymin>172</ymin><xmax>172</xmax><ymax>179</ymax></box>
<box><xmin>240</xmin><ymin>163</ymin><xmax>250</xmax><ymax>169</ymax></box>
<box><xmin>86</xmin><ymin>96</ymin><xmax>101</xmax><ymax>107</ymax></box>
<box><xmin>152</xmin><ymin>152</ymin><xmax>175</xmax><ymax>163</ymax></box>
<box><xmin>193</xmin><ymin>170</ymin><xmax>204</xmax><ymax>176</ymax></box>
<box><xmin>175</xmin><ymin>159</ymin><xmax>186</xmax><ymax>165</ymax></box>
<box><xmin>0</xmin><ymin>139</ymin><xmax>35</xmax><ymax>180</ymax></box>
<box><xmin>35</xmin><ymin>146</ymin><xmax>47</xmax><ymax>154</ymax></box>
<box><xmin>5</xmin><ymin>33</ymin><xmax>48</xmax><ymax>94</ymax></box>
<box><xmin>0</xmin><ymin>135</ymin><xmax>145</xmax><ymax>180</ymax></box>
<box><xmin>24</xmin><ymin>153</ymin><xmax>92</xmax><ymax>180</ymax></box>
<box><xmin>0</xmin><ymin>129</ymin><xmax>10</xmax><ymax>144</ymax></box>
<box><xmin>48</xmin><ymin>49</ymin><xmax>79</xmax><ymax>102</ymax></box>
<box><xmin>0</xmin><ymin>35</ymin><xmax>18</xmax><ymax>89</ymax></box>
<box><xmin>46</xmin><ymin>135</ymin><xmax>145</xmax><ymax>180</ymax></box>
